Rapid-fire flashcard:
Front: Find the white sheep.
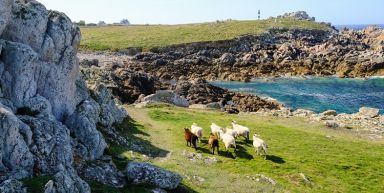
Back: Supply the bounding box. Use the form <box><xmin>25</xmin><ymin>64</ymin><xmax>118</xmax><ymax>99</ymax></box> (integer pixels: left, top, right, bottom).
<box><xmin>191</xmin><ymin>123</ymin><xmax>203</xmax><ymax>142</ymax></box>
<box><xmin>210</xmin><ymin>123</ymin><xmax>224</xmax><ymax>139</ymax></box>
<box><xmin>219</xmin><ymin>130</ymin><xmax>236</xmax><ymax>153</ymax></box>
<box><xmin>253</xmin><ymin>134</ymin><xmax>268</xmax><ymax>160</ymax></box>
<box><xmin>224</xmin><ymin>128</ymin><xmax>237</xmax><ymax>138</ymax></box>
<box><xmin>232</xmin><ymin>121</ymin><xmax>250</xmax><ymax>141</ymax></box>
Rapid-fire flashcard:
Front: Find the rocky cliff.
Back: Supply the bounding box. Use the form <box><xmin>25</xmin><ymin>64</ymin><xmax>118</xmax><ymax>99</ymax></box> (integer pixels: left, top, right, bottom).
<box><xmin>0</xmin><ymin>0</ymin><xmax>127</xmax><ymax>192</ymax></box>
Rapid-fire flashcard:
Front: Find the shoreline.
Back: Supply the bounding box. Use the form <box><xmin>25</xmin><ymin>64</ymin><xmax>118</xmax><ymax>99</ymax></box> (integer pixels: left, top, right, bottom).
<box><xmin>209</xmin><ymin>78</ymin><xmax>384</xmax><ymax>116</ymax></box>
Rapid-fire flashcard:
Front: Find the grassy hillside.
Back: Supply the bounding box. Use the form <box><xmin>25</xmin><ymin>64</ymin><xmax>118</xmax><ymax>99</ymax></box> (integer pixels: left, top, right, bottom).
<box><xmin>80</xmin><ymin>18</ymin><xmax>332</xmax><ymax>51</ymax></box>
<box><xmin>98</xmin><ymin>105</ymin><xmax>384</xmax><ymax>193</ymax></box>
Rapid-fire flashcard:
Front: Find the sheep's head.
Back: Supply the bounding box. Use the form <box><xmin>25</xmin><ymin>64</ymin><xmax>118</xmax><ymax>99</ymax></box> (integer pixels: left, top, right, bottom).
<box><xmin>192</xmin><ymin>123</ymin><xmax>197</xmax><ymax>126</ymax></box>
<box><xmin>232</xmin><ymin>120</ymin><xmax>237</xmax><ymax>124</ymax></box>
<box><xmin>253</xmin><ymin>134</ymin><xmax>259</xmax><ymax>138</ymax></box>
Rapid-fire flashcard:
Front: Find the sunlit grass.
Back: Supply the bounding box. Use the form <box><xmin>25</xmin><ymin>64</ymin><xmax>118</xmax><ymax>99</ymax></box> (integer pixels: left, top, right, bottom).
<box><xmin>80</xmin><ymin>18</ymin><xmax>332</xmax><ymax>51</ymax></box>
<box><xmin>103</xmin><ymin>105</ymin><xmax>384</xmax><ymax>193</ymax></box>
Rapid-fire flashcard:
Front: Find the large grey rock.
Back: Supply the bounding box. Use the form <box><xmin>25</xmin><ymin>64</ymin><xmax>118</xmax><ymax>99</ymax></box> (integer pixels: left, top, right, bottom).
<box><xmin>23</xmin><ymin>94</ymin><xmax>53</xmax><ymax>117</ymax></box>
<box><xmin>293</xmin><ymin>109</ymin><xmax>315</xmax><ymax>117</ymax></box>
<box><xmin>0</xmin><ymin>0</ymin><xmax>129</xmax><ymax>192</ymax></box>
<box><xmin>126</xmin><ymin>161</ymin><xmax>182</xmax><ymax>190</ymax></box>
<box><xmin>78</xmin><ymin>158</ymin><xmax>126</xmax><ymax>188</ymax></box>
<box><xmin>325</xmin><ymin>121</ymin><xmax>344</xmax><ymax>128</ymax></box>
<box><xmin>0</xmin><ymin>40</ymin><xmax>39</xmax><ymax>108</ymax></box>
<box><xmin>321</xmin><ymin>110</ymin><xmax>337</xmax><ymax>116</ymax></box>
<box><xmin>43</xmin><ymin>169</ymin><xmax>90</xmax><ymax>193</ymax></box>
<box><xmin>0</xmin><ymin>0</ymin><xmax>12</xmax><ymax>35</ymax></box>
<box><xmin>357</xmin><ymin>107</ymin><xmax>380</xmax><ymax>118</ymax></box>
<box><xmin>90</xmin><ymin>83</ymin><xmax>127</xmax><ymax>127</ymax></box>
<box><xmin>0</xmin><ymin>179</ymin><xmax>27</xmax><ymax>193</ymax></box>
<box><xmin>0</xmin><ymin>0</ymin><xmax>80</xmax><ymax>121</ymax></box>
<box><xmin>18</xmin><ymin>116</ymin><xmax>74</xmax><ymax>174</ymax></box>
<box><xmin>2</xmin><ymin>1</ymin><xmax>48</xmax><ymax>53</ymax></box>
<box><xmin>138</xmin><ymin>90</ymin><xmax>189</xmax><ymax>107</ymax></box>
<box><xmin>0</xmin><ymin>107</ymin><xmax>34</xmax><ymax>173</ymax></box>
<box><xmin>219</xmin><ymin>53</ymin><xmax>236</xmax><ymax>66</ymax></box>
<box><xmin>65</xmin><ymin>100</ymin><xmax>107</xmax><ymax>160</ymax></box>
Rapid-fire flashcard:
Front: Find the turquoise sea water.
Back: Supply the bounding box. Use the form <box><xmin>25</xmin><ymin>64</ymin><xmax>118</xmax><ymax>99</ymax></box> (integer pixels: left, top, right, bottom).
<box><xmin>212</xmin><ymin>77</ymin><xmax>384</xmax><ymax>114</ymax></box>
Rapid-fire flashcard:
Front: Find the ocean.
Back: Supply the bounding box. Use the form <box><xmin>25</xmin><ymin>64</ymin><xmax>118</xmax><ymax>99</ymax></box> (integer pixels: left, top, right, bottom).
<box><xmin>212</xmin><ymin>77</ymin><xmax>384</xmax><ymax>114</ymax></box>
<box><xmin>334</xmin><ymin>24</ymin><xmax>384</xmax><ymax>30</ymax></box>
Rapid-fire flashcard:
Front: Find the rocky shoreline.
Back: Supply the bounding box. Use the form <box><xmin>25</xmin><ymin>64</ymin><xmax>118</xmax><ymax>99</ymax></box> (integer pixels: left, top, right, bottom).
<box><xmin>80</xmin><ymin>25</ymin><xmax>384</xmax><ymax>82</ymax></box>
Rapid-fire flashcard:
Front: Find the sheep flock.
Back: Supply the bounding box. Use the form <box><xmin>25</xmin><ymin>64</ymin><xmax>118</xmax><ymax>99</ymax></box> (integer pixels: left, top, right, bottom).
<box><xmin>184</xmin><ymin>121</ymin><xmax>268</xmax><ymax>159</ymax></box>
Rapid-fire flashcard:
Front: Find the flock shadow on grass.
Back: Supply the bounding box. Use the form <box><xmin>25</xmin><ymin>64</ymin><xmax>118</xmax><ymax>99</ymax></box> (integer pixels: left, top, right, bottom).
<box><xmin>109</xmin><ymin>117</ymin><xmax>169</xmax><ymax>158</ymax></box>
<box><xmin>197</xmin><ymin>138</ymin><xmax>285</xmax><ymax>163</ymax></box>
<box><xmin>197</xmin><ymin>138</ymin><xmax>254</xmax><ymax>159</ymax></box>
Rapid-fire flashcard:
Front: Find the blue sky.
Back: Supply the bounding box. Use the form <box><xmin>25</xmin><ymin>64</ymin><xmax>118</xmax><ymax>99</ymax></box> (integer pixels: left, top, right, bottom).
<box><xmin>38</xmin><ymin>0</ymin><xmax>383</xmax><ymax>25</ymax></box>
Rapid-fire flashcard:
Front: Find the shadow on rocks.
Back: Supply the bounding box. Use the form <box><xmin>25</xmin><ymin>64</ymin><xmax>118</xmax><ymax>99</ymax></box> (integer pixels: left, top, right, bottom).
<box><xmin>106</xmin><ymin>117</ymin><xmax>170</xmax><ymax>159</ymax></box>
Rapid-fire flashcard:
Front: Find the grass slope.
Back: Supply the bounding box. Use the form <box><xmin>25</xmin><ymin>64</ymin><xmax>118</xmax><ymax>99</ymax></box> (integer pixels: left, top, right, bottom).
<box><xmin>80</xmin><ymin>18</ymin><xmax>331</xmax><ymax>51</ymax></box>
<box><xmin>101</xmin><ymin>105</ymin><xmax>384</xmax><ymax>193</ymax></box>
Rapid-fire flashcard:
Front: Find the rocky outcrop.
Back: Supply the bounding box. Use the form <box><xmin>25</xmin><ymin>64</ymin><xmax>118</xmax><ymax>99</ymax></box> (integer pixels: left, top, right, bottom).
<box><xmin>78</xmin><ymin>157</ymin><xmax>126</xmax><ymax>188</ymax></box>
<box><xmin>126</xmin><ymin>161</ymin><xmax>182</xmax><ymax>190</ymax></box>
<box><xmin>173</xmin><ymin>79</ymin><xmax>282</xmax><ymax>113</ymax></box>
<box><xmin>136</xmin><ymin>90</ymin><xmax>189</xmax><ymax>107</ymax></box>
<box><xmin>356</xmin><ymin>107</ymin><xmax>380</xmax><ymax>118</ymax></box>
<box><xmin>1</xmin><ymin>0</ymin><xmax>80</xmax><ymax>120</ymax></box>
<box><xmin>0</xmin><ymin>107</ymin><xmax>34</xmax><ymax>174</ymax></box>
<box><xmin>0</xmin><ymin>0</ymin><xmax>128</xmax><ymax>192</ymax></box>
<box><xmin>276</xmin><ymin>11</ymin><xmax>316</xmax><ymax>21</ymax></box>
<box><xmin>80</xmin><ymin>61</ymin><xmax>161</xmax><ymax>104</ymax></box>
<box><xmin>44</xmin><ymin>169</ymin><xmax>90</xmax><ymax>193</ymax></box>
<box><xmin>121</xmin><ymin>26</ymin><xmax>384</xmax><ymax>81</ymax></box>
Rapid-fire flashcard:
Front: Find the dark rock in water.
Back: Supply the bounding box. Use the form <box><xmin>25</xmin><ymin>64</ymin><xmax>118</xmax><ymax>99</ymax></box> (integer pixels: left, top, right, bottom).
<box><xmin>173</xmin><ymin>79</ymin><xmax>281</xmax><ymax>113</ymax></box>
<box><xmin>78</xmin><ymin>157</ymin><xmax>126</xmax><ymax>188</ymax></box>
<box><xmin>174</xmin><ymin>78</ymin><xmax>230</xmax><ymax>105</ymax></box>
<box><xmin>126</xmin><ymin>161</ymin><xmax>182</xmax><ymax>190</ymax></box>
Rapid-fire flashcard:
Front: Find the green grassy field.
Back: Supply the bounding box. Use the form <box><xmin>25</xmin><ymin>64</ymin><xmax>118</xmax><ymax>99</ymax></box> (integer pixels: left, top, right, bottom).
<box><xmin>80</xmin><ymin>18</ymin><xmax>332</xmax><ymax>51</ymax></box>
<box><xmin>96</xmin><ymin>105</ymin><xmax>384</xmax><ymax>193</ymax></box>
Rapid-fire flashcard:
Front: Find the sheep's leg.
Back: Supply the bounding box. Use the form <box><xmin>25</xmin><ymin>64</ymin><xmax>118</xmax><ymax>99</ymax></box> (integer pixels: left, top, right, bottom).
<box><xmin>263</xmin><ymin>148</ymin><xmax>267</xmax><ymax>160</ymax></box>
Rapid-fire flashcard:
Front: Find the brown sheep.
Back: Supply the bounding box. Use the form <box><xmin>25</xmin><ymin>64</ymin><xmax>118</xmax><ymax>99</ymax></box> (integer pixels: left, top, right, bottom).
<box><xmin>208</xmin><ymin>133</ymin><xmax>219</xmax><ymax>155</ymax></box>
<box><xmin>184</xmin><ymin>128</ymin><xmax>198</xmax><ymax>150</ymax></box>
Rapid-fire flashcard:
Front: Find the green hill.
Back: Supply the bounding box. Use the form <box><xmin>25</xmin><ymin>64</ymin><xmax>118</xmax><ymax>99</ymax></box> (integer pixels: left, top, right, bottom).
<box><xmin>80</xmin><ymin>18</ymin><xmax>332</xmax><ymax>51</ymax></box>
